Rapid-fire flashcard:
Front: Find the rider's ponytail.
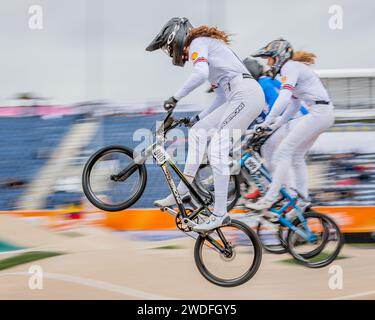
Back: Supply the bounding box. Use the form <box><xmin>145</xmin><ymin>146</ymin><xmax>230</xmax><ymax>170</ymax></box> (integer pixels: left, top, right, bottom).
<box><xmin>185</xmin><ymin>26</ymin><xmax>231</xmax><ymax>47</ymax></box>
<box><xmin>292</xmin><ymin>51</ymin><xmax>316</xmax><ymax>65</ymax></box>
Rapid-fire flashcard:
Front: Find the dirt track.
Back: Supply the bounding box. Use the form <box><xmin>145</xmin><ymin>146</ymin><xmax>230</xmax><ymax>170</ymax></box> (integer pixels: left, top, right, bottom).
<box><xmin>0</xmin><ymin>216</ymin><xmax>374</xmax><ymax>300</ymax></box>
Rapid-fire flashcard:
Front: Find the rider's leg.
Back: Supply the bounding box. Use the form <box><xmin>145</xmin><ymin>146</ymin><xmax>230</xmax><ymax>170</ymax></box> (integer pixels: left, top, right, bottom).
<box><xmin>291</xmin><ymin>151</ymin><xmax>309</xmax><ymax>198</ymax></box>
<box><xmin>260</xmin><ymin>122</ymin><xmax>288</xmax><ymax>173</ymax></box>
<box><xmin>243</xmin><ymin>123</ymin><xmax>288</xmax><ymax>200</ymax></box>
<box><xmin>291</xmin><ymin>127</ymin><xmax>321</xmax><ymax>199</ymax></box>
<box><xmin>194</xmin><ymin>77</ymin><xmax>265</xmax><ymax>231</ymax></box>
<box><xmin>246</xmin><ymin>104</ymin><xmax>334</xmax><ymax>210</ymax></box>
<box><xmin>207</xmin><ymin>128</ymin><xmax>231</xmax><ymax>216</ymax></box>
<box><xmin>154</xmin><ymin>104</ymin><xmax>226</xmax><ymax>206</ymax></box>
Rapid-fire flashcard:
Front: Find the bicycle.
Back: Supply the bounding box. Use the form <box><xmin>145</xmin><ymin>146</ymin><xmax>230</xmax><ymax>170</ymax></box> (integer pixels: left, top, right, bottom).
<box><xmin>194</xmin><ymin>128</ymin><xmax>344</xmax><ymax>268</ymax></box>
<box><xmin>82</xmin><ymin>111</ymin><xmax>262</xmax><ymax>287</ymax></box>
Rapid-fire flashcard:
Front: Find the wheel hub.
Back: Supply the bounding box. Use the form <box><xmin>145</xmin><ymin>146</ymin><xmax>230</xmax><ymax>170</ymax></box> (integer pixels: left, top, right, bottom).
<box><xmin>220</xmin><ymin>246</ymin><xmax>236</xmax><ymax>262</ymax></box>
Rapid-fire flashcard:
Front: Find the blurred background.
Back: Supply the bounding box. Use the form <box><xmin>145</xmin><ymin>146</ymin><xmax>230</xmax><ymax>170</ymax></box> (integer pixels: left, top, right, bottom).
<box><xmin>0</xmin><ymin>0</ymin><xmax>374</xmax><ymax>220</ymax></box>
<box><xmin>0</xmin><ymin>0</ymin><xmax>375</xmax><ymax>300</ymax></box>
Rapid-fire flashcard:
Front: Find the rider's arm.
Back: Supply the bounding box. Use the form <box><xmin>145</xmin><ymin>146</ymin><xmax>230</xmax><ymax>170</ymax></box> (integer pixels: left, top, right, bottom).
<box><xmin>174</xmin><ymin>39</ymin><xmax>209</xmax><ymax>101</ymax></box>
<box><xmin>263</xmin><ymin>62</ymin><xmax>299</xmax><ymax>126</ymax></box>
<box><xmin>199</xmin><ymin>86</ymin><xmax>226</xmax><ymax>119</ymax></box>
<box><xmin>277</xmin><ymin>98</ymin><xmax>302</xmax><ymax>126</ymax></box>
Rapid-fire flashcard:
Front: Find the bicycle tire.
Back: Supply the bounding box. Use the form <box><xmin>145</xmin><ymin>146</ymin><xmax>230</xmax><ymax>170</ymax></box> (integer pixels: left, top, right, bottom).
<box><xmin>194</xmin><ymin>219</ymin><xmax>262</xmax><ymax>287</ymax></box>
<box><xmin>82</xmin><ymin>145</ymin><xmax>147</xmax><ymax>212</ymax></box>
<box><xmin>256</xmin><ymin>222</ymin><xmax>288</xmax><ymax>254</ymax></box>
<box><xmin>193</xmin><ymin>164</ymin><xmax>241</xmax><ymax>211</ymax></box>
<box><xmin>286</xmin><ymin>211</ymin><xmax>344</xmax><ymax>268</ymax></box>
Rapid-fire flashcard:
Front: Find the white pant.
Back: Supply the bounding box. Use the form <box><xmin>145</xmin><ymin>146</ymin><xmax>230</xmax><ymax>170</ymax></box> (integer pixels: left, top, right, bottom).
<box><xmin>180</xmin><ymin>75</ymin><xmax>265</xmax><ymax>216</ymax></box>
<box><xmin>264</xmin><ymin>104</ymin><xmax>334</xmax><ymax>200</ymax></box>
<box><xmin>261</xmin><ymin>121</ymin><xmax>288</xmax><ymax>174</ymax></box>
<box><xmin>261</xmin><ymin>118</ymin><xmax>302</xmax><ymax>195</ymax></box>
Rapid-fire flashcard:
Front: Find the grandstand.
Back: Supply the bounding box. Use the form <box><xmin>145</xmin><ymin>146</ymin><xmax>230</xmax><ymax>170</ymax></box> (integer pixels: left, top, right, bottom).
<box><xmin>82</xmin><ymin>112</ymin><xmax>191</xmax><ymax>209</ymax></box>
<box><xmin>0</xmin><ymin>69</ymin><xmax>374</xmax><ymax>211</ymax></box>
<box><xmin>308</xmin><ymin>153</ymin><xmax>375</xmax><ymax>206</ymax></box>
<box><xmin>0</xmin><ymin>115</ymin><xmax>77</xmax><ymax>210</ymax></box>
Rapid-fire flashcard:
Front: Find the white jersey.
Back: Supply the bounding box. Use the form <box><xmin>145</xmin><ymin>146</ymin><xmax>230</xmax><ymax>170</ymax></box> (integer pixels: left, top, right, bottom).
<box><xmin>174</xmin><ymin>37</ymin><xmax>249</xmax><ymax>101</ymax></box>
<box><xmin>263</xmin><ymin>59</ymin><xmax>332</xmax><ymax>127</ymax></box>
<box><xmin>280</xmin><ymin>60</ymin><xmax>330</xmax><ymax>105</ymax></box>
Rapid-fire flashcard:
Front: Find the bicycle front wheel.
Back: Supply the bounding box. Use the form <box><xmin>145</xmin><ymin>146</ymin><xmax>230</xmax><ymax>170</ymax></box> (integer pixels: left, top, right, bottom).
<box><xmin>194</xmin><ymin>219</ymin><xmax>262</xmax><ymax>287</ymax></box>
<box><xmin>82</xmin><ymin>145</ymin><xmax>147</xmax><ymax>211</ymax></box>
<box><xmin>256</xmin><ymin>222</ymin><xmax>288</xmax><ymax>254</ymax></box>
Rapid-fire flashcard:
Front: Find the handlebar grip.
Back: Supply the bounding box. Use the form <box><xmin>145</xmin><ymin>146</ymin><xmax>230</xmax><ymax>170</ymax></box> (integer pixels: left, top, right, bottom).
<box><xmin>255</xmin><ymin>126</ymin><xmax>264</xmax><ymax>133</ymax></box>
<box><xmin>180</xmin><ymin>117</ymin><xmax>191</xmax><ymax>125</ymax></box>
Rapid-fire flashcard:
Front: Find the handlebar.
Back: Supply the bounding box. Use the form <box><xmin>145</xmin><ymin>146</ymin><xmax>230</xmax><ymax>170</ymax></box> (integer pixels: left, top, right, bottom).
<box><xmin>255</xmin><ymin>126</ymin><xmax>273</xmax><ymax>134</ymax></box>
<box><xmin>156</xmin><ymin>112</ymin><xmax>191</xmax><ymax>136</ymax></box>
<box><xmin>244</xmin><ymin>127</ymin><xmax>273</xmax><ymax>151</ymax></box>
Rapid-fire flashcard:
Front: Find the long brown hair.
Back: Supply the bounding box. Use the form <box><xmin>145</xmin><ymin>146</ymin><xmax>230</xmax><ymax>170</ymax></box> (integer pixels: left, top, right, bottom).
<box><xmin>292</xmin><ymin>50</ymin><xmax>316</xmax><ymax>65</ymax></box>
<box><xmin>185</xmin><ymin>26</ymin><xmax>231</xmax><ymax>47</ymax></box>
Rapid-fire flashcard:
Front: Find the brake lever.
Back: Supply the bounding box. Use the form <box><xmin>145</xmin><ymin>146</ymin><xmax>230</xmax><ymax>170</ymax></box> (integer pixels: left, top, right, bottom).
<box><xmin>178</xmin><ymin>117</ymin><xmax>191</xmax><ymax>126</ymax></box>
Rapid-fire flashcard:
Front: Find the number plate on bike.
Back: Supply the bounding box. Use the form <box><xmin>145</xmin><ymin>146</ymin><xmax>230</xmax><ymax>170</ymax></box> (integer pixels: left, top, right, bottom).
<box><xmin>152</xmin><ymin>145</ymin><xmax>167</xmax><ymax>165</ymax></box>
<box><xmin>244</xmin><ymin>155</ymin><xmax>262</xmax><ymax>173</ymax></box>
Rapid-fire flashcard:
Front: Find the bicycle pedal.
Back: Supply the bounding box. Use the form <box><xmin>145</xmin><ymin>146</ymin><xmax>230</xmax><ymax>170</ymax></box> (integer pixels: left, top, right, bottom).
<box><xmin>155</xmin><ymin>205</ymin><xmax>168</xmax><ymax>210</ymax></box>
<box><xmin>158</xmin><ymin>206</ymin><xmax>178</xmax><ymax>216</ymax></box>
<box><xmin>183</xmin><ymin>218</ymin><xmax>198</xmax><ymax>228</ymax></box>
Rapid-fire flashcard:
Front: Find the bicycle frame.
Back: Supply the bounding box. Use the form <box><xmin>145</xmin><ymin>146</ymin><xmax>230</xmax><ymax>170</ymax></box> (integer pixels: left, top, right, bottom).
<box><xmin>152</xmin><ymin>142</ymin><xmax>211</xmax><ymax>221</ymax></box>
<box><xmin>83</xmin><ymin>111</ymin><xmax>266</xmax><ymax>281</ymax></box>
<box><xmin>150</xmin><ymin>120</ymin><xmax>234</xmax><ymax>254</ymax></box>
<box><xmin>240</xmin><ymin>149</ymin><xmax>317</xmax><ymax>242</ymax></box>
<box><xmin>116</xmin><ymin>111</ymin><xmax>213</xmax><ymax>222</ymax></box>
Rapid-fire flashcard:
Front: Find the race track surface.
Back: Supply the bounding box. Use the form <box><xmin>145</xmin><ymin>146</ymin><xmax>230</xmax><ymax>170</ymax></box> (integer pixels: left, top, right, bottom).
<box><xmin>0</xmin><ymin>216</ymin><xmax>374</xmax><ymax>300</ymax></box>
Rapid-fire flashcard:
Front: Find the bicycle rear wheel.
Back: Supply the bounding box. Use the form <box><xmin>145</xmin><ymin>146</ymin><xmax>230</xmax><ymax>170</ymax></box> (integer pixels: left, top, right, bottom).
<box><xmin>194</xmin><ymin>164</ymin><xmax>241</xmax><ymax>211</ymax></box>
<box><xmin>194</xmin><ymin>219</ymin><xmax>262</xmax><ymax>287</ymax></box>
<box><xmin>82</xmin><ymin>145</ymin><xmax>147</xmax><ymax>211</ymax></box>
<box><xmin>287</xmin><ymin>211</ymin><xmax>344</xmax><ymax>268</ymax></box>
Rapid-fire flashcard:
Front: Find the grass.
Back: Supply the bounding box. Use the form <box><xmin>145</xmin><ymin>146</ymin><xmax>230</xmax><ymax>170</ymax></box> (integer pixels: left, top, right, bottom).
<box><xmin>151</xmin><ymin>244</ymin><xmax>183</xmax><ymax>250</ymax></box>
<box><xmin>0</xmin><ymin>251</ymin><xmax>63</xmax><ymax>271</ymax></box>
<box><xmin>59</xmin><ymin>231</ymin><xmax>83</xmax><ymax>238</ymax></box>
<box><xmin>280</xmin><ymin>252</ymin><xmax>350</xmax><ymax>265</ymax></box>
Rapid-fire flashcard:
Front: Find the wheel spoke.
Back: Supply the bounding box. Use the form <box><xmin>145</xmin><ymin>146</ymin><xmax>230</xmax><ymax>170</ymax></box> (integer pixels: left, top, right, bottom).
<box><xmin>194</xmin><ymin>220</ymin><xmax>262</xmax><ymax>287</ymax></box>
<box><xmin>287</xmin><ymin>211</ymin><xmax>343</xmax><ymax>268</ymax></box>
<box><xmin>82</xmin><ymin>146</ymin><xmax>147</xmax><ymax>212</ymax></box>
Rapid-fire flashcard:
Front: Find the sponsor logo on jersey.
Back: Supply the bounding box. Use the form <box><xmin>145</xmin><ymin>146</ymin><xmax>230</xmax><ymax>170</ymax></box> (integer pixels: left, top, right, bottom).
<box><xmin>220</xmin><ymin>103</ymin><xmax>245</xmax><ymax>129</ymax></box>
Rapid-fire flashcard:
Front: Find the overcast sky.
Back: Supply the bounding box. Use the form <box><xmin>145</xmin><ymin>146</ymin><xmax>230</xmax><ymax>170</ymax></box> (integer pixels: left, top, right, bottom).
<box><xmin>0</xmin><ymin>0</ymin><xmax>374</xmax><ymax>105</ymax></box>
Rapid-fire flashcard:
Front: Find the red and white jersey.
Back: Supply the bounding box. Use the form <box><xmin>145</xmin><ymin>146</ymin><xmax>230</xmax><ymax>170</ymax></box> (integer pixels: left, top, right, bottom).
<box><xmin>280</xmin><ymin>60</ymin><xmax>330</xmax><ymax>105</ymax></box>
<box><xmin>263</xmin><ymin>59</ymin><xmax>332</xmax><ymax>127</ymax></box>
<box><xmin>174</xmin><ymin>37</ymin><xmax>248</xmax><ymax>101</ymax></box>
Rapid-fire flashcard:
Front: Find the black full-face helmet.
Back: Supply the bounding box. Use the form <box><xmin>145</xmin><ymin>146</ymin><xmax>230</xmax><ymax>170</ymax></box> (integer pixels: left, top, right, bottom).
<box><xmin>243</xmin><ymin>57</ymin><xmax>264</xmax><ymax>80</ymax></box>
<box><xmin>146</xmin><ymin>17</ymin><xmax>193</xmax><ymax>67</ymax></box>
<box><xmin>252</xmin><ymin>38</ymin><xmax>293</xmax><ymax>78</ymax></box>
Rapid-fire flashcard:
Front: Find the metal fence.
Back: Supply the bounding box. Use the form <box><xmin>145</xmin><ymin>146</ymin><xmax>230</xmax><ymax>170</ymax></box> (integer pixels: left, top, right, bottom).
<box><xmin>317</xmin><ymin>69</ymin><xmax>375</xmax><ymax>109</ymax></box>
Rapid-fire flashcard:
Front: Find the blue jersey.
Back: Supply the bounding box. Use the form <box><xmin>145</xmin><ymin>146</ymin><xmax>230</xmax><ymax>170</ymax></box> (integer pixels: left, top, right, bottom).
<box><xmin>255</xmin><ymin>76</ymin><xmax>309</xmax><ymax>123</ymax></box>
